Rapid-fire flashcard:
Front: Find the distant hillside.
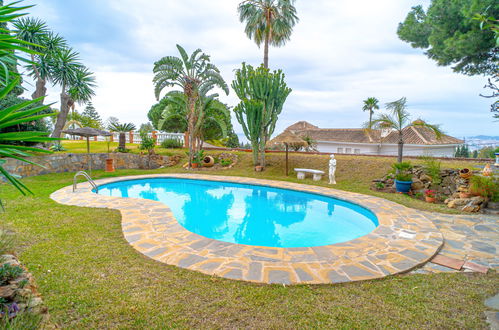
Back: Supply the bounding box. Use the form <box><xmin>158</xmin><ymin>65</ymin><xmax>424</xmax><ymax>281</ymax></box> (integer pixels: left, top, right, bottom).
<box><xmin>468</xmin><ymin>135</ymin><xmax>499</xmax><ymax>140</ymax></box>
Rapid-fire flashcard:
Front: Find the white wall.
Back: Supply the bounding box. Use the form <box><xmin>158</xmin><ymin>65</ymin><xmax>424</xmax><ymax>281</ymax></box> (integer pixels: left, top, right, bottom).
<box><xmin>316</xmin><ymin>141</ymin><xmax>457</xmax><ymax>157</ymax></box>
<box><xmin>316</xmin><ymin>142</ymin><xmax>379</xmax><ymax>155</ymax></box>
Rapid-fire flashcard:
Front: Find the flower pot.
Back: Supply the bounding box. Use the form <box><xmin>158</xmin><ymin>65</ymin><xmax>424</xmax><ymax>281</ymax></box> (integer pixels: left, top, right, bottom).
<box><xmin>255</xmin><ymin>165</ymin><xmax>264</xmax><ymax>172</ymax></box>
<box><xmin>425</xmin><ymin>196</ymin><xmax>436</xmax><ymax>203</ymax></box>
<box><xmin>459</xmin><ymin>168</ymin><xmax>472</xmax><ymax>179</ymax></box>
<box><xmin>191</xmin><ymin>162</ymin><xmax>199</xmax><ymax>169</ymax></box>
<box><xmin>105</xmin><ymin>158</ymin><xmax>115</xmax><ymax>172</ymax></box>
<box><xmin>395</xmin><ymin>179</ymin><xmax>412</xmax><ymax>194</ymax></box>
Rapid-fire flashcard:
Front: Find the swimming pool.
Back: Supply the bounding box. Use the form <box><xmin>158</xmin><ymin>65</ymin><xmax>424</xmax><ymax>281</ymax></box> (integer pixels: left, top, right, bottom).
<box><xmin>97</xmin><ymin>178</ymin><xmax>378</xmax><ymax>248</ymax></box>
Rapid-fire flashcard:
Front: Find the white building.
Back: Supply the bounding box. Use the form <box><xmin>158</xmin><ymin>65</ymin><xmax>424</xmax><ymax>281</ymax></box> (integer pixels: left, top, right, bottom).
<box><xmin>285</xmin><ymin>121</ymin><xmax>463</xmax><ymax>157</ymax></box>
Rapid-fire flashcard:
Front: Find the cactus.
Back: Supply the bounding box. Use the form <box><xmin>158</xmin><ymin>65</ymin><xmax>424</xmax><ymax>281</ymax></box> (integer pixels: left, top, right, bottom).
<box><xmin>232</xmin><ymin>63</ymin><xmax>291</xmax><ymax>166</ymax></box>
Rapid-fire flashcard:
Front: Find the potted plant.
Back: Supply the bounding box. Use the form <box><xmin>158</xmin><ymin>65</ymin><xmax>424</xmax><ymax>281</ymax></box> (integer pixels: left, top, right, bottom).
<box><xmin>424</xmin><ymin>189</ymin><xmax>436</xmax><ymax>203</ymax></box>
<box><xmin>192</xmin><ymin>150</ymin><xmax>204</xmax><ymax>169</ymax></box>
<box><xmin>392</xmin><ymin>162</ymin><xmax>413</xmax><ymax>193</ymax></box>
<box><xmin>105</xmin><ymin>136</ymin><xmax>115</xmax><ymax>172</ymax></box>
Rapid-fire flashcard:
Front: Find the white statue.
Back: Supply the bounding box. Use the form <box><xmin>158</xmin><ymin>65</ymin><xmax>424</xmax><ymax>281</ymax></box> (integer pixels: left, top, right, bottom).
<box><xmin>329</xmin><ymin>154</ymin><xmax>337</xmax><ymax>184</ymax></box>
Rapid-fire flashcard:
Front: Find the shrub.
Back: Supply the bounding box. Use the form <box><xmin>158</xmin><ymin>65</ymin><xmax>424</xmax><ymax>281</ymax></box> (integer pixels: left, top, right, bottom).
<box><xmin>139</xmin><ymin>133</ymin><xmax>156</xmax><ymax>154</ymax></box>
<box><xmin>192</xmin><ymin>150</ymin><xmax>205</xmax><ymax>164</ymax></box>
<box><xmin>470</xmin><ymin>176</ymin><xmax>499</xmax><ymax>201</ymax></box>
<box><xmin>49</xmin><ymin>143</ymin><xmax>66</xmax><ymax>152</ymax></box>
<box><xmin>0</xmin><ymin>263</ymin><xmax>23</xmax><ymax>286</ymax></box>
<box><xmin>424</xmin><ymin>189</ymin><xmax>436</xmax><ymax>198</ymax></box>
<box><xmin>220</xmin><ymin>159</ymin><xmax>232</xmax><ymax>167</ymax></box>
<box><xmin>161</xmin><ymin>138</ymin><xmax>183</xmax><ymax>149</ymax></box>
<box><xmin>420</xmin><ymin>156</ymin><xmax>442</xmax><ymax>185</ymax></box>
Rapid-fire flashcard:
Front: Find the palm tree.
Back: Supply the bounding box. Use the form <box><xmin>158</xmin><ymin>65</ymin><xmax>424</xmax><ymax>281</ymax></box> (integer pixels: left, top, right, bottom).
<box><xmin>108</xmin><ymin>122</ymin><xmax>136</xmax><ymax>151</ymax></box>
<box><xmin>50</xmin><ymin>48</ymin><xmax>96</xmax><ymax>138</ymax></box>
<box><xmin>158</xmin><ymin>91</ymin><xmax>229</xmax><ymax>148</ymax></box>
<box><xmin>238</xmin><ymin>0</ymin><xmax>299</xmax><ymax>68</ymax></box>
<box><xmin>370</xmin><ymin>97</ymin><xmax>443</xmax><ymax>163</ymax></box>
<box><xmin>362</xmin><ymin>97</ymin><xmax>379</xmax><ymax>128</ymax></box>
<box><xmin>153</xmin><ymin>44</ymin><xmax>228</xmax><ymax>167</ymax></box>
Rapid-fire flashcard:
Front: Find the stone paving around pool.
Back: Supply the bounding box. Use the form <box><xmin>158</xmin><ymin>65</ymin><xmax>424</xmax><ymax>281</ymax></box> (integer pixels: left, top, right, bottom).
<box><xmin>50</xmin><ymin>174</ymin><xmax>446</xmax><ymax>285</ymax></box>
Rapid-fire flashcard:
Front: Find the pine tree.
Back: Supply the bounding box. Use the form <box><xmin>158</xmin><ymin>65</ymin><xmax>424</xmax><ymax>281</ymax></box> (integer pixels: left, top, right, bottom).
<box><xmin>455</xmin><ymin>145</ymin><xmax>461</xmax><ymax>157</ymax></box>
<box><xmin>82</xmin><ymin>102</ymin><xmax>102</xmax><ymax>128</ymax></box>
<box><xmin>472</xmin><ymin>150</ymin><xmax>478</xmax><ymax>158</ymax></box>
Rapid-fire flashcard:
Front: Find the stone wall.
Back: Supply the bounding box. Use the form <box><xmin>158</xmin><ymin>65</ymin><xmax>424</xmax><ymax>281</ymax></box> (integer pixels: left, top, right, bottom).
<box><xmin>3</xmin><ymin>153</ymin><xmax>170</xmax><ymax>178</ymax></box>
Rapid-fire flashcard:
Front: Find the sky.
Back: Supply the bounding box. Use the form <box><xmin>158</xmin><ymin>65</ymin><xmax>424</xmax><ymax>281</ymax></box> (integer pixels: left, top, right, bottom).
<box><xmin>19</xmin><ymin>0</ymin><xmax>498</xmax><ymax>139</ymax></box>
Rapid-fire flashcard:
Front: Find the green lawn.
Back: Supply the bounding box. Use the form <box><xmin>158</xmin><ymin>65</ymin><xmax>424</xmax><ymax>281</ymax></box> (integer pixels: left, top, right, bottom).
<box><xmin>1</xmin><ymin>143</ymin><xmax>496</xmax><ymax>328</ymax></box>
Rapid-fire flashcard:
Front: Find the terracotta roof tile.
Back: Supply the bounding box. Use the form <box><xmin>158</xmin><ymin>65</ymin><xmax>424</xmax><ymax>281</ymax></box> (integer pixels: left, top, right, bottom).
<box><xmin>382</xmin><ymin>126</ymin><xmax>463</xmax><ymax>145</ymax></box>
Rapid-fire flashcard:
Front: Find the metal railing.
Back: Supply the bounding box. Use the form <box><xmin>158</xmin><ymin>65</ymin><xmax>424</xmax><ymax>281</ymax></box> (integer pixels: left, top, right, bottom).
<box><xmin>73</xmin><ymin>171</ymin><xmax>98</xmax><ymax>193</ymax></box>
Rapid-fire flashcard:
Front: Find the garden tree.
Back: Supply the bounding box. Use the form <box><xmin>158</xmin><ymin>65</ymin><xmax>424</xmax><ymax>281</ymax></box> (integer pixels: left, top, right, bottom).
<box><xmin>478</xmin><ymin>146</ymin><xmax>499</xmax><ymax>158</ymax></box>
<box><xmin>455</xmin><ymin>144</ymin><xmax>470</xmax><ymax>158</ymax></box>
<box><xmin>153</xmin><ymin>44</ymin><xmax>229</xmax><ymax>167</ymax></box>
<box><xmin>13</xmin><ymin>17</ymin><xmax>66</xmax><ymax>100</ymax></box>
<box><xmin>480</xmin><ymin>76</ymin><xmax>498</xmax><ymax>119</ymax></box>
<box><xmin>108</xmin><ymin>122</ymin><xmax>136</xmax><ymax>151</ymax></box>
<box><xmin>397</xmin><ymin>0</ymin><xmax>498</xmax><ymax>76</ymax></box>
<box><xmin>139</xmin><ymin>122</ymin><xmax>154</xmax><ymax>134</ymax></box>
<box><xmin>157</xmin><ymin>90</ymin><xmax>232</xmax><ymax>147</ymax></box>
<box><xmin>238</xmin><ymin>0</ymin><xmax>299</xmax><ymax>68</ymax></box>
<box><xmin>81</xmin><ymin>102</ymin><xmax>102</xmax><ymax>128</ymax></box>
<box><xmin>362</xmin><ymin>97</ymin><xmax>380</xmax><ymax>128</ymax></box>
<box><xmin>50</xmin><ymin>48</ymin><xmax>96</xmax><ymax>138</ymax></box>
<box><xmin>472</xmin><ymin>149</ymin><xmax>479</xmax><ymax>158</ymax></box>
<box><xmin>147</xmin><ymin>98</ymin><xmax>169</xmax><ymax>130</ymax></box>
<box><xmin>0</xmin><ymin>2</ymin><xmax>58</xmax><ymax>197</ymax></box>
<box><xmin>370</xmin><ymin>97</ymin><xmax>443</xmax><ymax>163</ymax></box>
<box><xmin>67</xmin><ymin>109</ymin><xmax>100</xmax><ymax>129</ymax></box>
<box><xmin>232</xmin><ymin>63</ymin><xmax>291</xmax><ymax>166</ymax></box>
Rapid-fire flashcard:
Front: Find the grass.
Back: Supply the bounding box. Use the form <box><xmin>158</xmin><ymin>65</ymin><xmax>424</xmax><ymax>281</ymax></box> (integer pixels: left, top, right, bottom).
<box><xmin>0</xmin><ymin>141</ymin><xmax>496</xmax><ymax>327</ymax></box>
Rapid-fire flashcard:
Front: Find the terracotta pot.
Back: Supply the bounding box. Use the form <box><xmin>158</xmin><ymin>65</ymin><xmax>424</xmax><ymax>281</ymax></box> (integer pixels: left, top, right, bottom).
<box><xmin>191</xmin><ymin>162</ymin><xmax>199</xmax><ymax>169</ymax></box>
<box><xmin>425</xmin><ymin>196</ymin><xmax>436</xmax><ymax>203</ymax></box>
<box><xmin>105</xmin><ymin>158</ymin><xmax>115</xmax><ymax>172</ymax></box>
<box><xmin>459</xmin><ymin>168</ymin><xmax>472</xmax><ymax>179</ymax></box>
<box><xmin>255</xmin><ymin>165</ymin><xmax>264</xmax><ymax>172</ymax></box>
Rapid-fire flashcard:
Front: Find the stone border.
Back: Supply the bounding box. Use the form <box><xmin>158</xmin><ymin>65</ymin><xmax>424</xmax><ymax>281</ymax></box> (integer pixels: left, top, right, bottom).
<box><xmin>50</xmin><ymin>174</ymin><xmax>443</xmax><ymax>284</ymax></box>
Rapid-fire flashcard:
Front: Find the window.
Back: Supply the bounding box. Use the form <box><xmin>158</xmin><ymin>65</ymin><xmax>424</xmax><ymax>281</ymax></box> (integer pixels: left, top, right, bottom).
<box><xmin>354</xmin><ymin>149</ymin><xmax>361</xmax><ymax>154</ymax></box>
<box><xmin>345</xmin><ymin>148</ymin><xmax>352</xmax><ymax>154</ymax></box>
<box><xmin>337</xmin><ymin>148</ymin><xmax>343</xmax><ymax>153</ymax></box>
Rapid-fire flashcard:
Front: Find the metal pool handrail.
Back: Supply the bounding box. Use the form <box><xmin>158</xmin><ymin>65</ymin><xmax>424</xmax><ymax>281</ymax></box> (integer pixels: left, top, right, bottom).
<box><xmin>73</xmin><ymin>171</ymin><xmax>98</xmax><ymax>193</ymax></box>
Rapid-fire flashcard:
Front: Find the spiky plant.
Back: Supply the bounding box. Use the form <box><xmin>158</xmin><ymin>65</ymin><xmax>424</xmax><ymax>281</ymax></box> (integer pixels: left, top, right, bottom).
<box><xmin>108</xmin><ymin>122</ymin><xmax>136</xmax><ymax>151</ymax></box>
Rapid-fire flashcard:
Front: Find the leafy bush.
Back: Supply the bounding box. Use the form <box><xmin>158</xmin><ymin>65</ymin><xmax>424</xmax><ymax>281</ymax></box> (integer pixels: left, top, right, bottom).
<box><xmin>160</xmin><ymin>138</ymin><xmax>183</xmax><ymax>149</ymax></box>
<box><xmin>0</xmin><ymin>263</ymin><xmax>23</xmax><ymax>286</ymax></box>
<box><xmin>420</xmin><ymin>156</ymin><xmax>442</xmax><ymax>185</ymax></box>
<box><xmin>391</xmin><ymin>162</ymin><xmax>413</xmax><ymax>181</ymax></box>
<box><xmin>139</xmin><ymin>133</ymin><xmax>156</xmax><ymax>154</ymax></box>
<box><xmin>470</xmin><ymin>176</ymin><xmax>499</xmax><ymax>201</ymax></box>
<box><xmin>49</xmin><ymin>143</ymin><xmax>66</xmax><ymax>152</ymax></box>
<box><xmin>192</xmin><ymin>150</ymin><xmax>205</xmax><ymax>164</ymax></box>
<box><xmin>220</xmin><ymin>159</ymin><xmax>232</xmax><ymax>167</ymax></box>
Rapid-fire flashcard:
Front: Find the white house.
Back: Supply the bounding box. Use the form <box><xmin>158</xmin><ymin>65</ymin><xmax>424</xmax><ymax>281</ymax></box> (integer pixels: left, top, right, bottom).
<box><xmin>285</xmin><ymin>121</ymin><xmax>463</xmax><ymax>157</ymax></box>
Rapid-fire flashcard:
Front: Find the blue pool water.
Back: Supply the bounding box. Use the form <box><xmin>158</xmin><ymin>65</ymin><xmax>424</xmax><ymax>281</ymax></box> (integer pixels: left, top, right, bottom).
<box><xmin>97</xmin><ymin>178</ymin><xmax>378</xmax><ymax>248</ymax></box>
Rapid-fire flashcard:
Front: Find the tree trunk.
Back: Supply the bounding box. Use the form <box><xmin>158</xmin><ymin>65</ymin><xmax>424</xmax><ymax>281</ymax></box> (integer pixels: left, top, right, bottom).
<box><xmin>51</xmin><ymin>92</ymin><xmax>70</xmax><ymax>138</ymax></box>
<box><xmin>119</xmin><ymin>133</ymin><xmax>126</xmax><ymax>150</ymax></box>
<box><xmin>31</xmin><ymin>77</ymin><xmax>47</xmax><ymax>100</ymax></box>
<box><xmin>263</xmin><ymin>36</ymin><xmax>269</xmax><ymax>69</ymax></box>
<box><xmin>187</xmin><ymin>97</ymin><xmax>196</xmax><ymax>168</ymax></box>
<box><xmin>369</xmin><ymin>110</ymin><xmax>372</xmax><ymax>128</ymax></box>
<box><xmin>397</xmin><ymin>132</ymin><xmax>404</xmax><ymax>163</ymax></box>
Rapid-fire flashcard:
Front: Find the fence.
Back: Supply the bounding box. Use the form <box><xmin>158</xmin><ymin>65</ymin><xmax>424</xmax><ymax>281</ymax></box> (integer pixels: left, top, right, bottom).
<box><xmin>65</xmin><ymin>131</ymin><xmax>185</xmax><ymax>146</ymax></box>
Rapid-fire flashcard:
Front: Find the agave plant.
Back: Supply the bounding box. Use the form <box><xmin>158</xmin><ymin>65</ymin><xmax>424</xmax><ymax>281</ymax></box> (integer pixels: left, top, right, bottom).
<box><xmin>108</xmin><ymin>122</ymin><xmax>136</xmax><ymax>151</ymax></box>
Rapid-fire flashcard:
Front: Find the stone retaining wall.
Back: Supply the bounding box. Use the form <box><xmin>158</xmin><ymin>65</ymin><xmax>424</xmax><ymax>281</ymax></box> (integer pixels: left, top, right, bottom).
<box><xmin>3</xmin><ymin>153</ymin><xmax>169</xmax><ymax>178</ymax></box>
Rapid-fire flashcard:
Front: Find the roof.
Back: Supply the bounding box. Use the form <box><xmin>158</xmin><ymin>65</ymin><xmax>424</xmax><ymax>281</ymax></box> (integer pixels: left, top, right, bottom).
<box><xmin>382</xmin><ymin>126</ymin><xmax>463</xmax><ymax>145</ymax></box>
<box><xmin>267</xmin><ymin>130</ymin><xmax>308</xmax><ymax>147</ymax></box>
<box><xmin>283</xmin><ymin>121</ymin><xmax>463</xmax><ymax>145</ymax></box>
<box><xmin>285</xmin><ymin>121</ymin><xmax>319</xmax><ymax>132</ymax></box>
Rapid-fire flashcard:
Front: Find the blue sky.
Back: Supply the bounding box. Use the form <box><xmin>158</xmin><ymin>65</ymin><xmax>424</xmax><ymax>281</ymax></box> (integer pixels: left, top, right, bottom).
<box><xmin>21</xmin><ymin>0</ymin><xmax>498</xmax><ymax>138</ymax></box>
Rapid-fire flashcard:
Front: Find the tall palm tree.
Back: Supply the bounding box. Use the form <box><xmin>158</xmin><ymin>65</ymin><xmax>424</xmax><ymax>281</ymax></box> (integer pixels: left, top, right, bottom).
<box><xmin>153</xmin><ymin>44</ymin><xmax>228</xmax><ymax>167</ymax></box>
<box><xmin>362</xmin><ymin>97</ymin><xmax>379</xmax><ymax>128</ymax></box>
<box><xmin>50</xmin><ymin>48</ymin><xmax>95</xmax><ymax>138</ymax></box>
<box><xmin>370</xmin><ymin>97</ymin><xmax>443</xmax><ymax>163</ymax></box>
<box><xmin>238</xmin><ymin>0</ymin><xmax>299</xmax><ymax>68</ymax></box>
<box><xmin>108</xmin><ymin>122</ymin><xmax>136</xmax><ymax>151</ymax></box>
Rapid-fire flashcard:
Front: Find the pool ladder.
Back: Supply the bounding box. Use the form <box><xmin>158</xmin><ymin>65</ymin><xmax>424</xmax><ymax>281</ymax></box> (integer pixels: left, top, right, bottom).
<box><xmin>73</xmin><ymin>171</ymin><xmax>98</xmax><ymax>193</ymax></box>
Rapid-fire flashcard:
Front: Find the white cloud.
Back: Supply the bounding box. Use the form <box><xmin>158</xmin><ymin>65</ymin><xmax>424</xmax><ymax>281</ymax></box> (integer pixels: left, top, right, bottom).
<box><xmin>21</xmin><ymin>0</ymin><xmax>497</xmax><ymax>137</ymax></box>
